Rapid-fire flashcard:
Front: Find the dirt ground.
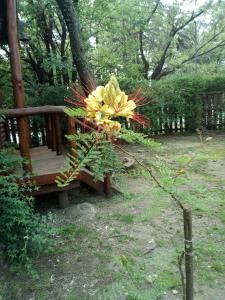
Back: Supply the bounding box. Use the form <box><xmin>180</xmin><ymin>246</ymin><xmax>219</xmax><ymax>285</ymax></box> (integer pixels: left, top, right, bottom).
<box><xmin>1</xmin><ymin>131</ymin><xmax>225</xmax><ymax>300</ymax></box>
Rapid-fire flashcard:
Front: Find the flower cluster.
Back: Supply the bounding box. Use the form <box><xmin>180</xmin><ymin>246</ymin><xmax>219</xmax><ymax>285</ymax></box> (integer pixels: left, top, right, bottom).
<box><xmin>66</xmin><ymin>75</ymin><xmax>149</xmax><ymax>134</ymax></box>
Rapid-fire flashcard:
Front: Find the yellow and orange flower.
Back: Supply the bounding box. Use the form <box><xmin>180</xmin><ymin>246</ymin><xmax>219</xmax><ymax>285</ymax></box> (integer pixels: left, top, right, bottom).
<box><xmin>66</xmin><ymin>75</ymin><xmax>149</xmax><ymax>134</ymax></box>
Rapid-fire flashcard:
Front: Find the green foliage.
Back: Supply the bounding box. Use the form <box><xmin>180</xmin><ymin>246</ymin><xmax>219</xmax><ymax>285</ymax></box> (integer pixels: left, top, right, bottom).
<box><xmin>143</xmin><ymin>73</ymin><xmax>225</xmax><ymax>132</ymax></box>
<box><xmin>0</xmin><ymin>148</ymin><xmax>53</xmax><ymax>269</ymax></box>
<box><xmin>64</xmin><ymin>107</ymin><xmax>87</xmax><ymax>118</ymax></box>
<box><xmin>57</xmin><ymin>223</ymin><xmax>89</xmax><ymax>237</ymax></box>
<box><xmin>119</xmin><ymin>128</ymin><xmax>162</xmax><ymax>149</ymax></box>
<box><xmin>56</xmin><ymin>124</ymin><xmax>164</xmax><ymax>188</ymax></box>
<box><xmin>56</xmin><ymin>131</ymin><xmax>123</xmax><ymax>187</ymax></box>
<box><xmin>113</xmin><ymin>213</ymin><xmax>135</xmax><ymax>224</ymax></box>
<box><xmin>79</xmin><ymin>0</ymin><xmax>225</xmax><ymax>84</ymax></box>
<box><xmin>26</xmin><ymin>84</ymin><xmax>70</xmax><ymax>107</ymax></box>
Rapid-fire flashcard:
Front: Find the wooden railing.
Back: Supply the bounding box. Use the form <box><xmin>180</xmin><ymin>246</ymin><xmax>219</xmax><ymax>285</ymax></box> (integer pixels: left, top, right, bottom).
<box><xmin>2</xmin><ymin>106</ymin><xmax>77</xmax><ymax>172</ymax></box>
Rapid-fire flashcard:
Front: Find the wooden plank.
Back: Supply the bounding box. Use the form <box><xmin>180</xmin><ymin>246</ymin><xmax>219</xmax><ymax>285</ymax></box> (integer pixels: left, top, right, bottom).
<box><xmin>32</xmin><ymin>172</ymin><xmax>62</xmax><ymax>186</ymax></box>
<box><xmin>31</xmin><ymin>181</ymin><xmax>80</xmax><ymax>196</ymax></box>
<box><xmin>30</xmin><ymin>147</ymin><xmax>65</xmax><ymax>175</ymax></box>
<box><xmin>31</xmin><ymin>169</ymin><xmax>107</xmax><ymax>194</ymax></box>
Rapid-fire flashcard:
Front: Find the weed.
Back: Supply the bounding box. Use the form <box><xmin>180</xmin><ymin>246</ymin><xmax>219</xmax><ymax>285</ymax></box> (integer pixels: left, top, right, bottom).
<box><xmin>113</xmin><ymin>213</ymin><xmax>135</xmax><ymax>224</ymax></box>
<box><xmin>57</xmin><ymin>224</ymin><xmax>89</xmax><ymax>237</ymax></box>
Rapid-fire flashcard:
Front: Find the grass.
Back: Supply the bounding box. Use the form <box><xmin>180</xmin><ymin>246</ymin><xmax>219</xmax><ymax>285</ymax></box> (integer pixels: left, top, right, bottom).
<box><xmin>195</xmin><ymin>240</ymin><xmax>225</xmax><ymax>283</ymax></box>
<box><xmin>57</xmin><ymin>223</ymin><xmax>89</xmax><ymax>236</ymax></box>
<box><xmin>135</xmin><ymin>198</ymin><xmax>170</xmax><ymax>222</ymax></box>
<box><xmin>113</xmin><ymin>212</ymin><xmax>135</xmax><ymax>224</ymax></box>
<box><xmin>1</xmin><ymin>134</ymin><xmax>225</xmax><ymax>299</ymax></box>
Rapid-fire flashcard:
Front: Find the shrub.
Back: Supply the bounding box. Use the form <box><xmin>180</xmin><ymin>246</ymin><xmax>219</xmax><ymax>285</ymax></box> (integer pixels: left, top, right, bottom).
<box><xmin>142</xmin><ymin>73</ymin><xmax>225</xmax><ymax>132</ymax></box>
<box><xmin>0</xmin><ymin>147</ymin><xmax>53</xmax><ymax>269</ymax></box>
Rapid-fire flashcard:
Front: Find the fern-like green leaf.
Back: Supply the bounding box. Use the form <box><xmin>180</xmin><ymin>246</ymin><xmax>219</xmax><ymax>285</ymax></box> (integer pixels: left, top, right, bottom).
<box><xmin>56</xmin><ymin>131</ymin><xmax>124</xmax><ymax>187</ymax></box>
<box><xmin>64</xmin><ymin>107</ymin><xmax>87</xmax><ymax>118</ymax></box>
<box><xmin>119</xmin><ymin>128</ymin><xmax>162</xmax><ymax>149</ymax></box>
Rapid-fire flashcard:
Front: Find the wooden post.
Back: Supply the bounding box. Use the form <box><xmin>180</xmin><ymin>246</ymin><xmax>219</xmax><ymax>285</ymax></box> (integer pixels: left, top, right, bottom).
<box><xmin>51</xmin><ymin>115</ymin><xmax>56</xmax><ymax>152</ymax></box>
<box><xmin>68</xmin><ymin>116</ymin><xmax>76</xmax><ymax>155</ymax></box>
<box><xmin>104</xmin><ymin>173</ymin><xmax>112</xmax><ymax>198</ymax></box>
<box><xmin>47</xmin><ymin>114</ymin><xmax>53</xmax><ymax>149</ymax></box>
<box><xmin>183</xmin><ymin>207</ymin><xmax>194</xmax><ymax>300</ymax></box>
<box><xmin>54</xmin><ymin>114</ymin><xmax>63</xmax><ymax>155</ymax></box>
<box><xmin>58</xmin><ymin>191</ymin><xmax>69</xmax><ymax>209</ymax></box>
<box><xmin>44</xmin><ymin>115</ymin><xmax>49</xmax><ymax>147</ymax></box>
<box><xmin>6</xmin><ymin>0</ymin><xmax>32</xmax><ymax>172</ymax></box>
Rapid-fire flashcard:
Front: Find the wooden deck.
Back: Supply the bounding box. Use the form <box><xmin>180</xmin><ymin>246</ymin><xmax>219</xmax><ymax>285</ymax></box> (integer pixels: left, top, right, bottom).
<box><xmin>31</xmin><ymin>146</ymin><xmax>65</xmax><ymax>176</ymax></box>
<box><xmin>28</xmin><ymin>146</ymin><xmax>110</xmax><ymax>197</ymax></box>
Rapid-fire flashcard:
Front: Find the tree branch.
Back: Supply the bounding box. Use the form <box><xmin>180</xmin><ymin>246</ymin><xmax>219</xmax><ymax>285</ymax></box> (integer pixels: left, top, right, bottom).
<box><xmin>139</xmin><ymin>0</ymin><xmax>160</xmax><ymax>79</ymax></box>
<box><xmin>151</xmin><ymin>9</ymin><xmax>205</xmax><ymax>80</ymax></box>
<box><xmin>182</xmin><ymin>39</ymin><xmax>225</xmax><ymax>64</ymax></box>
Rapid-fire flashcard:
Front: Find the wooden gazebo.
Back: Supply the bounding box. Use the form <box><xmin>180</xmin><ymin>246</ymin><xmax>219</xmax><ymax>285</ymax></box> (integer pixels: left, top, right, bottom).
<box><xmin>0</xmin><ymin>0</ymin><xmax>112</xmax><ymax>207</ymax></box>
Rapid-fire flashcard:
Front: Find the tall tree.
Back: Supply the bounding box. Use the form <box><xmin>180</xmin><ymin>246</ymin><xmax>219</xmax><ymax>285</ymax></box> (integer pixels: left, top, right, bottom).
<box><xmin>78</xmin><ymin>0</ymin><xmax>225</xmax><ymax>82</ymax></box>
<box><xmin>56</xmin><ymin>0</ymin><xmax>96</xmax><ymax>94</ymax></box>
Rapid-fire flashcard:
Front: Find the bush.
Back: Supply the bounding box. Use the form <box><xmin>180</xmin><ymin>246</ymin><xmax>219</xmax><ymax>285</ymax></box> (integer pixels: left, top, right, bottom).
<box><xmin>0</xmin><ymin>147</ymin><xmax>53</xmax><ymax>269</ymax></box>
<box><xmin>142</xmin><ymin>73</ymin><xmax>225</xmax><ymax>132</ymax></box>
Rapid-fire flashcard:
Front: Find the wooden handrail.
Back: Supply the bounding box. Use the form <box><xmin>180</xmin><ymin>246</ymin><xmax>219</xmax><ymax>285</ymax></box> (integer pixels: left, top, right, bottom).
<box><xmin>2</xmin><ymin>105</ymin><xmax>103</xmax><ymax>158</ymax></box>
<box><xmin>1</xmin><ymin>105</ymin><xmax>66</xmax><ymax>117</ymax></box>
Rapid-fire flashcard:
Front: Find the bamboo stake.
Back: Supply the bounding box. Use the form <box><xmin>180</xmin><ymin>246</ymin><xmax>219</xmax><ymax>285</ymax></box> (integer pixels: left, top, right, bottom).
<box><xmin>183</xmin><ymin>207</ymin><xmax>194</xmax><ymax>300</ymax></box>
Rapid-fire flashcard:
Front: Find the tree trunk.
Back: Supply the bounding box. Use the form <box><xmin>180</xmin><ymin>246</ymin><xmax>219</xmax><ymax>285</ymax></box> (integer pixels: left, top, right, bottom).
<box><xmin>58</xmin><ymin>12</ymin><xmax>71</xmax><ymax>84</ymax></box>
<box><xmin>56</xmin><ymin>0</ymin><xmax>96</xmax><ymax>95</ymax></box>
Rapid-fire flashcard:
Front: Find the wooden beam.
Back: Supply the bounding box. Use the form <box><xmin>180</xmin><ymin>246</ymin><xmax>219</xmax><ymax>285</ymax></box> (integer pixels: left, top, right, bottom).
<box><xmin>6</xmin><ymin>0</ymin><xmax>32</xmax><ymax>172</ymax></box>
<box><xmin>78</xmin><ymin>169</ymin><xmax>105</xmax><ymax>195</ymax></box>
<box><xmin>32</xmin><ymin>172</ymin><xmax>61</xmax><ymax>186</ymax></box>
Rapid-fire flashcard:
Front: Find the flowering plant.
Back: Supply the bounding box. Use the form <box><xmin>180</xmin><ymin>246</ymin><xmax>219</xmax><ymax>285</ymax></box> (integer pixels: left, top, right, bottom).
<box><xmin>65</xmin><ymin>75</ymin><xmax>149</xmax><ymax>135</ymax></box>
<box><xmin>56</xmin><ymin>75</ymin><xmax>156</xmax><ymax>188</ymax></box>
